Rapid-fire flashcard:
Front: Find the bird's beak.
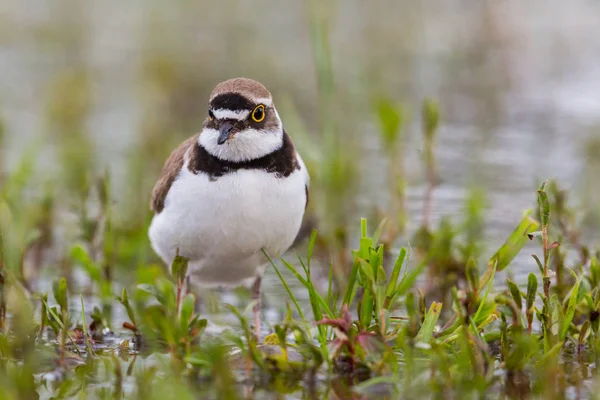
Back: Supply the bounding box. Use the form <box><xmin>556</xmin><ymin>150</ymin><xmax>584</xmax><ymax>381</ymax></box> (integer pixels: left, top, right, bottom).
<box><xmin>217</xmin><ymin>121</ymin><xmax>236</xmax><ymax>145</ymax></box>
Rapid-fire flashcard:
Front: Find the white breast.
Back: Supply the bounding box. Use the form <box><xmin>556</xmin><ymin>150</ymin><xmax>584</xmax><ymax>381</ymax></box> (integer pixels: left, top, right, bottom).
<box><xmin>149</xmin><ymin>156</ymin><xmax>308</xmax><ymax>287</ymax></box>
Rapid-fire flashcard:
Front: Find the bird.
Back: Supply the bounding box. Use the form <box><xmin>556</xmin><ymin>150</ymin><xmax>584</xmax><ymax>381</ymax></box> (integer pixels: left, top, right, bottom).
<box><xmin>148</xmin><ymin>77</ymin><xmax>310</xmax><ymax>339</ymax></box>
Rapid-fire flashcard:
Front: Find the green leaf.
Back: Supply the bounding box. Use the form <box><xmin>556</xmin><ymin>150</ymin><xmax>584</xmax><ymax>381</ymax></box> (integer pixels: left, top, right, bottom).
<box><xmin>137</xmin><ymin>283</ymin><xmax>169</xmax><ymax>306</ymax></box>
<box><xmin>359</xmin><ymin>238</ymin><xmax>372</xmax><ymax>261</ymax></box>
<box><xmin>386</xmin><ymin>247</ymin><xmax>407</xmax><ymax>297</ymax></box>
<box><xmin>506</xmin><ymin>334</ymin><xmax>538</xmax><ymax>371</ymax></box>
<box><xmin>170</xmin><ymin>253</ymin><xmax>189</xmax><ymax>281</ymax></box>
<box><xmin>191</xmin><ymin>318</ymin><xmax>207</xmax><ymax>335</ymax></box>
<box><xmin>53</xmin><ymin>278</ymin><xmax>68</xmax><ymax>310</ymax></box>
<box><xmin>118</xmin><ymin>288</ymin><xmax>136</xmax><ymax>326</ymax></box>
<box><xmin>472</xmin><ymin>300</ymin><xmax>497</xmax><ymax>328</ymax></box>
<box><xmin>580</xmin><ymin>320</ymin><xmax>591</xmax><ymax>345</ymax></box>
<box><xmin>537</xmin><ymin>180</ymin><xmax>550</xmax><ymax>228</ymax></box>
<box><xmin>416</xmin><ymin>302</ymin><xmax>442</xmax><ymax>343</ymax></box>
<box><xmin>560</xmin><ymin>275</ymin><xmax>581</xmax><ymax>340</ymax></box>
<box><xmin>526</xmin><ymin>273</ymin><xmax>537</xmax><ymax>312</ymax></box>
<box><xmin>71</xmin><ymin>244</ymin><xmax>103</xmax><ymax>284</ymax></box>
<box><xmin>372</xmin><ymin>245</ymin><xmax>384</xmax><ymax>277</ymax></box>
<box><xmin>550</xmin><ymin>294</ymin><xmax>562</xmax><ymax>337</ymax></box>
<box><xmin>358</xmin><ymin>258</ymin><xmax>375</xmax><ymax>283</ymax></box>
<box><xmin>584</xmin><ymin>293</ymin><xmax>594</xmax><ymax>309</ymax></box>
<box><xmin>359</xmin><ymin>261</ymin><xmax>375</xmax><ymax>328</ymax></box>
<box><xmin>480</xmin><ymin>212</ymin><xmax>539</xmax><ymax>290</ymax></box>
<box><xmin>531</xmin><ymin>254</ymin><xmax>544</xmax><ymax>275</ymax></box>
<box><xmin>507</xmin><ymin>279</ymin><xmax>523</xmax><ymax>310</ymax></box>
<box><xmin>180</xmin><ymin>294</ymin><xmax>195</xmax><ymax>333</ymax></box>
<box><xmin>476</xmin><ymin>312</ymin><xmax>498</xmax><ymax>330</ymax></box>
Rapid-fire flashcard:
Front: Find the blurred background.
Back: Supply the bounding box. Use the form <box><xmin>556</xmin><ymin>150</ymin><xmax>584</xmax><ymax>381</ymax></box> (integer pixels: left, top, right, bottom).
<box><xmin>1</xmin><ymin>0</ymin><xmax>600</xmax><ymax>292</ymax></box>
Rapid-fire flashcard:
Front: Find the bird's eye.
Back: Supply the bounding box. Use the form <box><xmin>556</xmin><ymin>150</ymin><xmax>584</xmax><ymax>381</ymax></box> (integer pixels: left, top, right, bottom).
<box><xmin>251</xmin><ymin>105</ymin><xmax>265</xmax><ymax>123</ymax></box>
<box><xmin>208</xmin><ymin>110</ymin><xmax>215</xmax><ymax>121</ymax></box>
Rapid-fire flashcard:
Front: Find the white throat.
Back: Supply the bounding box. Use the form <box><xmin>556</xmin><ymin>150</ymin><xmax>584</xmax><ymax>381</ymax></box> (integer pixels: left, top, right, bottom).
<box><xmin>198</xmin><ymin>115</ymin><xmax>284</xmax><ymax>162</ymax></box>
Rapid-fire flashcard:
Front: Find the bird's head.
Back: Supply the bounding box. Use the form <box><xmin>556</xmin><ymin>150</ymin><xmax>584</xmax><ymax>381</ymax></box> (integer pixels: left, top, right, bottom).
<box><xmin>199</xmin><ymin>78</ymin><xmax>283</xmax><ymax>162</ymax></box>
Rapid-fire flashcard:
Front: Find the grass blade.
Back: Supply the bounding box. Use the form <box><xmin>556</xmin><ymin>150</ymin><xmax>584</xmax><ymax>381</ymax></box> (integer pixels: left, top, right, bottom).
<box><xmin>416</xmin><ymin>302</ymin><xmax>442</xmax><ymax>343</ymax></box>
<box><xmin>386</xmin><ymin>247</ymin><xmax>407</xmax><ymax>297</ymax></box>
<box><xmin>282</xmin><ymin>258</ymin><xmax>309</xmax><ymax>287</ymax></box>
<box><xmin>263</xmin><ymin>250</ymin><xmax>306</xmax><ymax>321</ymax></box>
<box><xmin>342</xmin><ymin>257</ymin><xmax>360</xmax><ymax>306</ymax></box>
<box><xmin>306</xmin><ymin>229</ymin><xmax>317</xmax><ymax>270</ymax></box>
<box><xmin>473</xmin><ymin>262</ymin><xmax>496</xmax><ymax>324</ymax></box>
<box><xmin>390</xmin><ymin>260</ymin><xmax>426</xmax><ymax>305</ymax></box>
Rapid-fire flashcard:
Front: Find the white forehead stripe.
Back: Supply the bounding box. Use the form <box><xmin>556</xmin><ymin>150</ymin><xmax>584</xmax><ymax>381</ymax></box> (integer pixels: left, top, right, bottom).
<box><xmin>213</xmin><ymin>109</ymin><xmax>250</xmax><ymax>120</ymax></box>
<box><xmin>252</xmin><ymin>97</ymin><xmax>272</xmax><ymax>107</ymax></box>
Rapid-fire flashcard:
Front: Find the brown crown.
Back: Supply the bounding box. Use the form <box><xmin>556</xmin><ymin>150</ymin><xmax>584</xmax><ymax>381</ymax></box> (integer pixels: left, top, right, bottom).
<box><xmin>209</xmin><ymin>78</ymin><xmax>272</xmax><ymax>103</ymax></box>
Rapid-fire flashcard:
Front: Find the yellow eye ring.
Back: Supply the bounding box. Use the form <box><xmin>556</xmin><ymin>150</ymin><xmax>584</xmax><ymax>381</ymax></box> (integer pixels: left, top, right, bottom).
<box><xmin>251</xmin><ymin>105</ymin><xmax>265</xmax><ymax>122</ymax></box>
<box><xmin>208</xmin><ymin>109</ymin><xmax>215</xmax><ymax>121</ymax></box>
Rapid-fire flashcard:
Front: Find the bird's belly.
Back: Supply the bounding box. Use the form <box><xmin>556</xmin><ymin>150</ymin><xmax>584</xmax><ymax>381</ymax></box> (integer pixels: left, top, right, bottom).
<box><xmin>149</xmin><ymin>167</ymin><xmax>306</xmax><ymax>285</ymax></box>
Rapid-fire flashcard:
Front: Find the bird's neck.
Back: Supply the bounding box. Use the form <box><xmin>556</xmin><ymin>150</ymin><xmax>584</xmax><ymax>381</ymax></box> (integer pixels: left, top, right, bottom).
<box><xmin>189</xmin><ymin>130</ymin><xmax>299</xmax><ymax>179</ymax></box>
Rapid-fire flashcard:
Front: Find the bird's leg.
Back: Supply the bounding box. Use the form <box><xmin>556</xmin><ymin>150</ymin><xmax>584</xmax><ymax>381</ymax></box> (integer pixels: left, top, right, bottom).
<box><xmin>252</xmin><ymin>275</ymin><xmax>262</xmax><ymax>341</ymax></box>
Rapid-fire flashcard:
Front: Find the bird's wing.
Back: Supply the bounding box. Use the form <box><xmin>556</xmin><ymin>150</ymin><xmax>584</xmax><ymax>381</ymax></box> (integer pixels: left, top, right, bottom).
<box><xmin>150</xmin><ymin>135</ymin><xmax>198</xmax><ymax>213</ymax></box>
